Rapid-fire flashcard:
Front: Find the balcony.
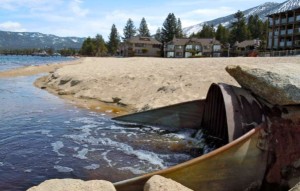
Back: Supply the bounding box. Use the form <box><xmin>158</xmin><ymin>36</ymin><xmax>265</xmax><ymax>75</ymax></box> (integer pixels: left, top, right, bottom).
<box><xmin>280</xmin><ymin>30</ymin><xmax>286</xmax><ymax>35</ymax></box>
<box><xmin>281</xmin><ymin>18</ymin><xmax>287</xmax><ymax>24</ymax></box>
<box><xmin>287</xmin><ymin>29</ymin><xmax>293</xmax><ymax>35</ymax></box>
<box><xmin>275</xmin><ymin>20</ymin><xmax>280</xmax><ymax>25</ymax></box>
<box><xmin>280</xmin><ymin>42</ymin><xmax>285</xmax><ymax>47</ymax></box>
<box><xmin>288</xmin><ymin>17</ymin><xmax>294</xmax><ymax>23</ymax></box>
<box><xmin>286</xmin><ymin>41</ymin><xmax>292</xmax><ymax>47</ymax></box>
<box><xmin>297</xmin><ymin>15</ymin><xmax>300</xmax><ymax>21</ymax></box>
<box><xmin>295</xmin><ymin>28</ymin><xmax>300</xmax><ymax>34</ymax></box>
<box><xmin>274</xmin><ymin>31</ymin><xmax>279</xmax><ymax>36</ymax></box>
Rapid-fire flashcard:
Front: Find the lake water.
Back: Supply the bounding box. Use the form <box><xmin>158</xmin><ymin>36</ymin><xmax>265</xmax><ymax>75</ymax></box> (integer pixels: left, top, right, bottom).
<box><xmin>0</xmin><ymin>55</ymin><xmax>75</xmax><ymax>71</ymax></box>
<box><xmin>0</xmin><ymin>56</ymin><xmax>200</xmax><ymax>190</ymax></box>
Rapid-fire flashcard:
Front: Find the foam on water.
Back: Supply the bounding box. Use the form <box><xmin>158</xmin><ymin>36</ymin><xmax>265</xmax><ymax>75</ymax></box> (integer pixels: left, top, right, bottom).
<box><xmin>54</xmin><ymin>165</ymin><xmax>74</xmax><ymax>173</ymax></box>
<box><xmin>84</xmin><ymin>164</ymin><xmax>100</xmax><ymax>170</ymax></box>
<box><xmin>73</xmin><ymin>148</ymin><xmax>89</xmax><ymax>159</ymax></box>
<box><xmin>51</xmin><ymin>141</ymin><xmax>65</xmax><ymax>156</ymax></box>
<box><xmin>118</xmin><ymin>167</ymin><xmax>147</xmax><ymax>175</ymax></box>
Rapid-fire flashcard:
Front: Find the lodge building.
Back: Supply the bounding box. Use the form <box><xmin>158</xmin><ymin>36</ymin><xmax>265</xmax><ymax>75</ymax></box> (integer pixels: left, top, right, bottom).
<box><xmin>267</xmin><ymin>7</ymin><xmax>300</xmax><ymax>50</ymax></box>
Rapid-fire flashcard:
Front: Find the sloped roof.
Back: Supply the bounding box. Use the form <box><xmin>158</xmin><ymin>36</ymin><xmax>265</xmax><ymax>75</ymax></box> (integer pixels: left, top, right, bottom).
<box><xmin>167</xmin><ymin>37</ymin><xmax>221</xmax><ymax>46</ymax></box>
<box><xmin>167</xmin><ymin>38</ymin><xmax>190</xmax><ymax>45</ymax></box>
<box><xmin>235</xmin><ymin>40</ymin><xmax>260</xmax><ymax>48</ymax></box>
<box><xmin>127</xmin><ymin>36</ymin><xmax>162</xmax><ymax>45</ymax></box>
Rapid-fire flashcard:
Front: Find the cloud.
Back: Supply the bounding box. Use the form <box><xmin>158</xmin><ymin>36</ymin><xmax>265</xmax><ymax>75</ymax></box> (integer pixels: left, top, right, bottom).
<box><xmin>0</xmin><ymin>21</ymin><xmax>26</xmax><ymax>32</ymax></box>
<box><xmin>69</xmin><ymin>0</ymin><xmax>89</xmax><ymax>17</ymax></box>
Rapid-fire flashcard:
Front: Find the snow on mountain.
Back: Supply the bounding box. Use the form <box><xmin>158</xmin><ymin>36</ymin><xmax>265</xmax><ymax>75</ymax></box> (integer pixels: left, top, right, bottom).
<box><xmin>183</xmin><ymin>0</ymin><xmax>300</xmax><ymax>36</ymax></box>
<box><xmin>0</xmin><ymin>30</ymin><xmax>85</xmax><ymax>50</ymax></box>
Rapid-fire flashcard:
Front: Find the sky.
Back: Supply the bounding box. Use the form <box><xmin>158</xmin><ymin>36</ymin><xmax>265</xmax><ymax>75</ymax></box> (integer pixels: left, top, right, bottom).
<box><xmin>0</xmin><ymin>0</ymin><xmax>286</xmax><ymax>39</ymax></box>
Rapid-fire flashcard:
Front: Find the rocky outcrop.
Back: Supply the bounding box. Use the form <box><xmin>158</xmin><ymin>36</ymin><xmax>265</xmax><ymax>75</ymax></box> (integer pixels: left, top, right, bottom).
<box><xmin>226</xmin><ymin>64</ymin><xmax>300</xmax><ymax>105</ymax></box>
<box><xmin>27</xmin><ymin>179</ymin><xmax>116</xmax><ymax>191</ymax></box>
<box><xmin>144</xmin><ymin>175</ymin><xmax>193</xmax><ymax>191</ymax></box>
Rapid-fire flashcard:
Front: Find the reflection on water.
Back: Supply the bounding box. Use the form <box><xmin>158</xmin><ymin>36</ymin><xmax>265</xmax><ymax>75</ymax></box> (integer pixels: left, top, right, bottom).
<box><xmin>0</xmin><ymin>75</ymin><xmax>198</xmax><ymax>190</ymax></box>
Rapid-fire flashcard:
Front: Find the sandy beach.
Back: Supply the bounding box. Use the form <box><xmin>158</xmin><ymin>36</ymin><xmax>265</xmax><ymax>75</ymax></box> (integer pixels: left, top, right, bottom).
<box><xmin>27</xmin><ymin>57</ymin><xmax>300</xmax><ymax>114</ymax></box>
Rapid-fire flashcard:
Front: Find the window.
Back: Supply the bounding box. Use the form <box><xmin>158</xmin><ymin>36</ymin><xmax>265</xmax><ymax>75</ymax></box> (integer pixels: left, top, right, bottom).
<box><xmin>195</xmin><ymin>45</ymin><xmax>201</xmax><ymax>51</ymax></box>
<box><xmin>167</xmin><ymin>45</ymin><xmax>175</xmax><ymax>50</ymax></box>
<box><xmin>213</xmin><ymin>45</ymin><xmax>221</xmax><ymax>52</ymax></box>
<box><xmin>176</xmin><ymin>52</ymin><xmax>183</xmax><ymax>57</ymax></box>
<box><xmin>135</xmin><ymin>49</ymin><xmax>142</xmax><ymax>54</ymax></box>
<box><xmin>186</xmin><ymin>45</ymin><xmax>193</xmax><ymax>50</ymax></box>
<box><xmin>167</xmin><ymin>52</ymin><xmax>174</xmax><ymax>58</ymax></box>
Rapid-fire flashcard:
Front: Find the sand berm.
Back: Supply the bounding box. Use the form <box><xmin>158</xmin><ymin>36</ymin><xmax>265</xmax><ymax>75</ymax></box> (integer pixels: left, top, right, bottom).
<box><xmin>32</xmin><ymin>57</ymin><xmax>300</xmax><ymax>115</ymax></box>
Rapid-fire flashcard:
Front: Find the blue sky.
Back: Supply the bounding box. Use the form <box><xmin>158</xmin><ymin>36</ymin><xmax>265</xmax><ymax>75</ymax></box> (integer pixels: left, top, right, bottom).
<box><xmin>0</xmin><ymin>0</ymin><xmax>286</xmax><ymax>39</ymax></box>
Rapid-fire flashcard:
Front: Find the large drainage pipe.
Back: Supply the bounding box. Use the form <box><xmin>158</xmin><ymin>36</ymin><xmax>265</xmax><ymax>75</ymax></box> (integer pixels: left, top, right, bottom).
<box><xmin>113</xmin><ymin>83</ymin><xmax>268</xmax><ymax>191</ymax></box>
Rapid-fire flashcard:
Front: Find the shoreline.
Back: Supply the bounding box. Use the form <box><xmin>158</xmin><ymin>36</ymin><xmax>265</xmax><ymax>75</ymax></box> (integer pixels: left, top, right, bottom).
<box><xmin>1</xmin><ymin>56</ymin><xmax>300</xmax><ymax>115</ymax></box>
<box><xmin>31</xmin><ymin>57</ymin><xmax>300</xmax><ymax>113</ymax></box>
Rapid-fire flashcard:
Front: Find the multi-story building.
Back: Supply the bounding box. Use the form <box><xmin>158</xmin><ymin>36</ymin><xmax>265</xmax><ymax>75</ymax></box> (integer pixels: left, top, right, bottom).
<box><xmin>120</xmin><ymin>36</ymin><xmax>162</xmax><ymax>57</ymax></box>
<box><xmin>267</xmin><ymin>7</ymin><xmax>300</xmax><ymax>50</ymax></box>
<box><xmin>164</xmin><ymin>37</ymin><xmax>222</xmax><ymax>58</ymax></box>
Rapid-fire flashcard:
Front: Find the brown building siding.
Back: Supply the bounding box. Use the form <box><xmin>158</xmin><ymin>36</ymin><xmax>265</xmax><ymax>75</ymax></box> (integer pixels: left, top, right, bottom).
<box><xmin>267</xmin><ymin>7</ymin><xmax>300</xmax><ymax>50</ymax></box>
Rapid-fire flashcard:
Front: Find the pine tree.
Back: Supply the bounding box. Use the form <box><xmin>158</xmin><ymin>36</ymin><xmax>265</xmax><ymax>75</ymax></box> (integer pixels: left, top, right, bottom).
<box><xmin>94</xmin><ymin>34</ymin><xmax>107</xmax><ymax>57</ymax></box>
<box><xmin>107</xmin><ymin>24</ymin><xmax>120</xmax><ymax>55</ymax></box>
<box><xmin>216</xmin><ymin>24</ymin><xmax>229</xmax><ymax>44</ymax></box>
<box><xmin>176</xmin><ymin>18</ymin><xmax>184</xmax><ymax>38</ymax></box>
<box><xmin>138</xmin><ymin>17</ymin><xmax>150</xmax><ymax>37</ymax></box>
<box><xmin>248</xmin><ymin>15</ymin><xmax>264</xmax><ymax>39</ymax></box>
<box><xmin>197</xmin><ymin>24</ymin><xmax>215</xmax><ymax>38</ymax></box>
<box><xmin>229</xmin><ymin>10</ymin><xmax>250</xmax><ymax>44</ymax></box>
<box><xmin>123</xmin><ymin>19</ymin><xmax>136</xmax><ymax>41</ymax></box>
<box><xmin>161</xmin><ymin>13</ymin><xmax>177</xmax><ymax>43</ymax></box>
<box><xmin>80</xmin><ymin>37</ymin><xmax>95</xmax><ymax>56</ymax></box>
<box><xmin>155</xmin><ymin>27</ymin><xmax>162</xmax><ymax>42</ymax></box>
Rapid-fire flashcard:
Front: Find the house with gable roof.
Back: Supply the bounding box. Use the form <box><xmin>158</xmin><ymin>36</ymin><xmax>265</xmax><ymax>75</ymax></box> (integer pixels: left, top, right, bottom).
<box><xmin>164</xmin><ymin>37</ymin><xmax>222</xmax><ymax>58</ymax></box>
<box><xmin>120</xmin><ymin>36</ymin><xmax>162</xmax><ymax>57</ymax></box>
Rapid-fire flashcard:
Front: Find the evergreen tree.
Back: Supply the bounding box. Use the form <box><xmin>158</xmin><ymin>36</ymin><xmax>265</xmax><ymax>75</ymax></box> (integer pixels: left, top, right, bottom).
<box><xmin>248</xmin><ymin>15</ymin><xmax>264</xmax><ymax>39</ymax></box>
<box><xmin>216</xmin><ymin>24</ymin><xmax>229</xmax><ymax>44</ymax></box>
<box><xmin>229</xmin><ymin>10</ymin><xmax>250</xmax><ymax>44</ymax></box>
<box><xmin>176</xmin><ymin>18</ymin><xmax>184</xmax><ymax>38</ymax></box>
<box><xmin>155</xmin><ymin>27</ymin><xmax>162</xmax><ymax>42</ymax></box>
<box><xmin>107</xmin><ymin>24</ymin><xmax>120</xmax><ymax>55</ymax></box>
<box><xmin>123</xmin><ymin>19</ymin><xmax>136</xmax><ymax>41</ymax></box>
<box><xmin>197</xmin><ymin>24</ymin><xmax>215</xmax><ymax>38</ymax></box>
<box><xmin>138</xmin><ymin>17</ymin><xmax>150</xmax><ymax>37</ymax></box>
<box><xmin>94</xmin><ymin>34</ymin><xmax>107</xmax><ymax>56</ymax></box>
<box><xmin>161</xmin><ymin>13</ymin><xmax>177</xmax><ymax>42</ymax></box>
<box><xmin>80</xmin><ymin>37</ymin><xmax>95</xmax><ymax>56</ymax></box>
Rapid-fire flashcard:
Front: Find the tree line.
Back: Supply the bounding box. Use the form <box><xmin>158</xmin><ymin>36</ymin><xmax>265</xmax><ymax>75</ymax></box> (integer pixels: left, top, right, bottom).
<box><xmin>191</xmin><ymin>11</ymin><xmax>268</xmax><ymax>49</ymax></box>
<box><xmin>80</xmin><ymin>10</ymin><xmax>269</xmax><ymax>57</ymax></box>
<box><xmin>80</xmin><ymin>13</ymin><xmax>185</xmax><ymax>56</ymax></box>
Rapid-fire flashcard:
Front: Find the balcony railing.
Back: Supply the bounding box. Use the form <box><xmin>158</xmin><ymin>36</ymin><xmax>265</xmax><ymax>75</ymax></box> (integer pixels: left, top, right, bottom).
<box><xmin>280</xmin><ymin>30</ymin><xmax>286</xmax><ymax>35</ymax></box>
<box><xmin>280</xmin><ymin>42</ymin><xmax>285</xmax><ymax>47</ymax></box>
<box><xmin>288</xmin><ymin>17</ymin><xmax>294</xmax><ymax>23</ymax></box>
<box><xmin>274</xmin><ymin>31</ymin><xmax>279</xmax><ymax>36</ymax></box>
<box><xmin>286</xmin><ymin>41</ymin><xmax>292</xmax><ymax>47</ymax></box>
<box><xmin>281</xmin><ymin>18</ymin><xmax>287</xmax><ymax>24</ymax></box>
<box><xmin>275</xmin><ymin>20</ymin><xmax>280</xmax><ymax>25</ymax></box>
<box><xmin>297</xmin><ymin>15</ymin><xmax>300</xmax><ymax>21</ymax></box>
<box><xmin>287</xmin><ymin>29</ymin><xmax>293</xmax><ymax>35</ymax></box>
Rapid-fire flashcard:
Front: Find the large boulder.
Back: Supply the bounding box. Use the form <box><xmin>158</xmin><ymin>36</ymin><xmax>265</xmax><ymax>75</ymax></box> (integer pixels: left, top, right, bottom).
<box><xmin>290</xmin><ymin>182</ymin><xmax>300</xmax><ymax>191</ymax></box>
<box><xmin>226</xmin><ymin>64</ymin><xmax>300</xmax><ymax>105</ymax></box>
<box><xmin>27</xmin><ymin>179</ymin><xmax>116</xmax><ymax>191</ymax></box>
<box><xmin>144</xmin><ymin>175</ymin><xmax>193</xmax><ymax>191</ymax></box>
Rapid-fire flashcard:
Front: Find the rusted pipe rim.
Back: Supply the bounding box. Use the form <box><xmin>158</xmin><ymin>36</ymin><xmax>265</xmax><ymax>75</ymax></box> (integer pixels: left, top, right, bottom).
<box><xmin>202</xmin><ymin>83</ymin><xmax>265</xmax><ymax>144</ymax></box>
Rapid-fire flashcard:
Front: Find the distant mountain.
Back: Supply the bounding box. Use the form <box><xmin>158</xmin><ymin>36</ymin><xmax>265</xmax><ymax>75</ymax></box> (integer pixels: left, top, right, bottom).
<box><xmin>0</xmin><ymin>30</ymin><xmax>85</xmax><ymax>50</ymax></box>
<box><xmin>183</xmin><ymin>0</ymin><xmax>300</xmax><ymax>36</ymax></box>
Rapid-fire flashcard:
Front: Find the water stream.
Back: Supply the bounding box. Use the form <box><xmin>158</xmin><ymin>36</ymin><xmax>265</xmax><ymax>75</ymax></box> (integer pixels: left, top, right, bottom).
<box><xmin>0</xmin><ymin>74</ymin><xmax>200</xmax><ymax>190</ymax></box>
